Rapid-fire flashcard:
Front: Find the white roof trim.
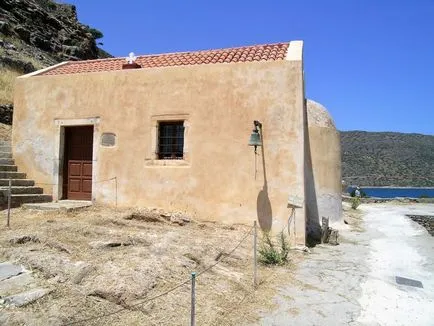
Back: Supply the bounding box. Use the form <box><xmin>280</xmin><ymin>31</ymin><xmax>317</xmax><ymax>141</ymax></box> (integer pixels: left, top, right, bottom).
<box><xmin>285</xmin><ymin>41</ymin><xmax>303</xmax><ymax>61</ymax></box>
<box><xmin>17</xmin><ymin>61</ymin><xmax>70</xmax><ymax>78</ymax></box>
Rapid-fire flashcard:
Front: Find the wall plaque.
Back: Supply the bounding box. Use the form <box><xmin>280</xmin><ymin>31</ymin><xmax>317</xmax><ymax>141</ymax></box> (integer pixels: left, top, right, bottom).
<box><xmin>101</xmin><ymin>133</ymin><xmax>116</xmax><ymax>147</ymax></box>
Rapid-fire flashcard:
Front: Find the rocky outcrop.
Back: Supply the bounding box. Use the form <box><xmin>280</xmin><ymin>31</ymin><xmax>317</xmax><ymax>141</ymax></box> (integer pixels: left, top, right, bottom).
<box><xmin>0</xmin><ymin>0</ymin><xmax>111</xmax><ymax>74</ymax></box>
<box><xmin>0</xmin><ymin>0</ymin><xmax>111</xmax><ymax>116</ymax></box>
<box><xmin>407</xmin><ymin>215</ymin><xmax>434</xmax><ymax>236</ymax></box>
<box><xmin>0</xmin><ymin>104</ymin><xmax>13</xmax><ymax>125</ymax></box>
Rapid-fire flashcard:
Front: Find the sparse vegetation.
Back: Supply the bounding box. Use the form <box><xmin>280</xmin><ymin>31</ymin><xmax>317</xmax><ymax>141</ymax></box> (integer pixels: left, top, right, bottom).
<box><xmin>0</xmin><ymin>68</ymin><xmax>20</xmax><ymax>104</ymax></box>
<box><xmin>351</xmin><ymin>197</ymin><xmax>361</xmax><ymax>210</ymax></box>
<box><xmin>341</xmin><ymin>131</ymin><xmax>434</xmax><ymax>187</ymax></box>
<box><xmin>258</xmin><ymin>231</ymin><xmax>289</xmax><ymax>265</ymax></box>
<box><xmin>87</xmin><ymin>27</ymin><xmax>104</xmax><ymax>40</ymax></box>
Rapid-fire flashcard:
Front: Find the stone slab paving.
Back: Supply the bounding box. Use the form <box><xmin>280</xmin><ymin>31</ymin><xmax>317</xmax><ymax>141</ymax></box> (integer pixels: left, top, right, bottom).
<box><xmin>0</xmin><ymin>262</ymin><xmax>24</xmax><ymax>282</ymax></box>
<box><xmin>22</xmin><ymin>200</ymin><xmax>92</xmax><ymax>211</ymax></box>
<box><xmin>0</xmin><ymin>273</ymin><xmax>35</xmax><ymax>295</ymax></box>
<box><xmin>0</xmin><ymin>261</ymin><xmax>51</xmax><ymax>308</ymax></box>
<box><xmin>2</xmin><ymin>288</ymin><xmax>53</xmax><ymax>307</ymax></box>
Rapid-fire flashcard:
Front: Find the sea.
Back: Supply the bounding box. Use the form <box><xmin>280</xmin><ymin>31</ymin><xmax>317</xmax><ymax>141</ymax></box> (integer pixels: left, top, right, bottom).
<box><xmin>346</xmin><ymin>187</ymin><xmax>434</xmax><ymax>199</ymax></box>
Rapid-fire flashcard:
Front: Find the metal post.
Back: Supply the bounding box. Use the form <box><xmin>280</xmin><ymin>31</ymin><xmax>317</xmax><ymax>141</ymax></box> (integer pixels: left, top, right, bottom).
<box><xmin>191</xmin><ymin>272</ymin><xmax>196</xmax><ymax>326</ymax></box>
<box><xmin>253</xmin><ymin>220</ymin><xmax>258</xmax><ymax>288</ymax></box>
<box><xmin>115</xmin><ymin>177</ymin><xmax>118</xmax><ymax>209</ymax></box>
<box><xmin>7</xmin><ymin>179</ymin><xmax>11</xmax><ymax>227</ymax></box>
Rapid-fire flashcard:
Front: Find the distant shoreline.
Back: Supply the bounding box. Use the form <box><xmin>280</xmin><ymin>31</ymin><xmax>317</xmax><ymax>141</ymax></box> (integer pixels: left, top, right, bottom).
<box><xmin>348</xmin><ymin>186</ymin><xmax>434</xmax><ymax>189</ymax></box>
<box><xmin>345</xmin><ymin>186</ymin><xmax>434</xmax><ymax>199</ymax></box>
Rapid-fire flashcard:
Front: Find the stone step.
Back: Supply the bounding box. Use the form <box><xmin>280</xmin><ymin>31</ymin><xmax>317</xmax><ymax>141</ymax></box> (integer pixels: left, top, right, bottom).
<box><xmin>0</xmin><ymin>141</ymin><xmax>11</xmax><ymax>147</ymax></box>
<box><xmin>0</xmin><ymin>172</ymin><xmax>26</xmax><ymax>179</ymax></box>
<box><xmin>0</xmin><ymin>146</ymin><xmax>11</xmax><ymax>153</ymax></box>
<box><xmin>0</xmin><ymin>152</ymin><xmax>12</xmax><ymax>159</ymax></box>
<box><xmin>0</xmin><ymin>179</ymin><xmax>34</xmax><ymax>187</ymax></box>
<box><xmin>0</xmin><ymin>186</ymin><xmax>43</xmax><ymax>195</ymax></box>
<box><xmin>0</xmin><ymin>165</ymin><xmax>17</xmax><ymax>172</ymax></box>
<box><xmin>0</xmin><ymin>159</ymin><xmax>15</xmax><ymax>165</ymax></box>
<box><xmin>10</xmin><ymin>194</ymin><xmax>52</xmax><ymax>206</ymax></box>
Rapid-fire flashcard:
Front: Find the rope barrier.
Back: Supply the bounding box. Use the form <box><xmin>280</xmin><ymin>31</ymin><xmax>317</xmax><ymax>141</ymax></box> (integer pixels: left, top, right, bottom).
<box><xmin>63</xmin><ymin>225</ymin><xmax>254</xmax><ymax>325</ymax></box>
<box><xmin>196</xmin><ymin>226</ymin><xmax>253</xmax><ymax>277</ymax></box>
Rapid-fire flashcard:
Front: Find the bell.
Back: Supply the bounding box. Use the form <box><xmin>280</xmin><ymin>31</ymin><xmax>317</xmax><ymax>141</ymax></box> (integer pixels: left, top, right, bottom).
<box><xmin>248</xmin><ymin>129</ymin><xmax>262</xmax><ymax>147</ymax></box>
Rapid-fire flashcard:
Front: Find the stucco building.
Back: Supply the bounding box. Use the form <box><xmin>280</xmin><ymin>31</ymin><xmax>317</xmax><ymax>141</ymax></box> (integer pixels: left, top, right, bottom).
<box><xmin>12</xmin><ymin>41</ymin><xmax>341</xmax><ymax>245</ymax></box>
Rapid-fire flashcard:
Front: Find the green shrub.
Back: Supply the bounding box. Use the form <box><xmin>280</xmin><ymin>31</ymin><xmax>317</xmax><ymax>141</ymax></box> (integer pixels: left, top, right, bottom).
<box><xmin>350</xmin><ymin>188</ymin><xmax>368</xmax><ymax>198</ymax></box>
<box><xmin>258</xmin><ymin>231</ymin><xmax>289</xmax><ymax>265</ymax></box>
<box><xmin>351</xmin><ymin>197</ymin><xmax>361</xmax><ymax>209</ymax></box>
<box><xmin>419</xmin><ymin>194</ymin><xmax>429</xmax><ymax>199</ymax></box>
<box><xmin>87</xmin><ymin>27</ymin><xmax>104</xmax><ymax>40</ymax></box>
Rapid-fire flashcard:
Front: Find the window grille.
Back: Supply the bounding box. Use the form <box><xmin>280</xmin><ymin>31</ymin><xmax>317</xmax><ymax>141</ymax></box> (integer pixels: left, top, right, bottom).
<box><xmin>158</xmin><ymin>121</ymin><xmax>184</xmax><ymax>159</ymax></box>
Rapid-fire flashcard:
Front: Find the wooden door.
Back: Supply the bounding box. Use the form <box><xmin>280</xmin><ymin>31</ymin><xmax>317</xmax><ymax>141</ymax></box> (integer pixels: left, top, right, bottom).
<box><xmin>64</xmin><ymin>126</ymin><xmax>93</xmax><ymax>200</ymax></box>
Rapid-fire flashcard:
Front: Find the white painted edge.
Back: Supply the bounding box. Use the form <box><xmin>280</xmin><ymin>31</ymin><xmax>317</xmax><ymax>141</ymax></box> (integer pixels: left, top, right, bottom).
<box><xmin>285</xmin><ymin>40</ymin><xmax>303</xmax><ymax>61</ymax></box>
<box><xmin>54</xmin><ymin>117</ymin><xmax>101</xmax><ymax>126</ymax></box>
<box><xmin>18</xmin><ymin>61</ymin><xmax>70</xmax><ymax>78</ymax></box>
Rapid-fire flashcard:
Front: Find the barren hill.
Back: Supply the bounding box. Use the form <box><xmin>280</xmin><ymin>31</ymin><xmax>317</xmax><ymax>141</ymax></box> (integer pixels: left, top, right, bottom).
<box><xmin>341</xmin><ymin>131</ymin><xmax>434</xmax><ymax>187</ymax></box>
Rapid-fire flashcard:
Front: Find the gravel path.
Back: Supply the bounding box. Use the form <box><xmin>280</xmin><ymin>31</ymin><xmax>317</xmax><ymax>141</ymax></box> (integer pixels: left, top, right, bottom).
<box><xmin>258</xmin><ymin>203</ymin><xmax>434</xmax><ymax>325</ymax></box>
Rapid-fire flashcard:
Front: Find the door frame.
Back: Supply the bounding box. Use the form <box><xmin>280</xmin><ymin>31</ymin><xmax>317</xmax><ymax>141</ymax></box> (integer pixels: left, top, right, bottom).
<box><xmin>53</xmin><ymin>117</ymin><xmax>100</xmax><ymax>202</ymax></box>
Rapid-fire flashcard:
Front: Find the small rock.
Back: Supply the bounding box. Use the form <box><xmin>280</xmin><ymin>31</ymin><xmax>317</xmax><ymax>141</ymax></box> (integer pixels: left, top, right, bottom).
<box><xmin>328</xmin><ymin>229</ymin><xmax>339</xmax><ymax>245</ymax></box>
<box><xmin>10</xmin><ymin>235</ymin><xmax>40</xmax><ymax>245</ymax></box>
<box><xmin>0</xmin><ymin>272</ymin><xmax>35</xmax><ymax>295</ymax></box>
<box><xmin>3</xmin><ymin>288</ymin><xmax>52</xmax><ymax>307</ymax></box>
<box><xmin>89</xmin><ymin>240</ymin><xmax>132</xmax><ymax>249</ymax></box>
<box><xmin>172</xmin><ymin>219</ymin><xmax>185</xmax><ymax>226</ymax></box>
<box><xmin>45</xmin><ymin>241</ymin><xmax>72</xmax><ymax>254</ymax></box>
<box><xmin>4</xmin><ymin>42</ymin><xmax>16</xmax><ymax>51</ymax></box>
<box><xmin>72</xmin><ymin>263</ymin><xmax>94</xmax><ymax>284</ymax></box>
<box><xmin>14</xmin><ymin>25</ymin><xmax>31</xmax><ymax>42</ymax></box>
<box><xmin>0</xmin><ymin>21</ymin><xmax>11</xmax><ymax>35</ymax></box>
<box><xmin>0</xmin><ymin>262</ymin><xmax>25</xmax><ymax>281</ymax></box>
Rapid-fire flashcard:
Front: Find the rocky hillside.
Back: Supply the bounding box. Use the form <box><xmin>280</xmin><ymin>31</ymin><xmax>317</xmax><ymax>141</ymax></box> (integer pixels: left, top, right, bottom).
<box><xmin>341</xmin><ymin>131</ymin><xmax>434</xmax><ymax>187</ymax></box>
<box><xmin>0</xmin><ymin>0</ymin><xmax>111</xmax><ymax>109</ymax></box>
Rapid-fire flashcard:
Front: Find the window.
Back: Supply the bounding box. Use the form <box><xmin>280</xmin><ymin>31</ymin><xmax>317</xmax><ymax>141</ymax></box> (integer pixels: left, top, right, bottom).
<box><xmin>158</xmin><ymin>121</ymin><xmax>184</xmax><ymax>159</ymax></box>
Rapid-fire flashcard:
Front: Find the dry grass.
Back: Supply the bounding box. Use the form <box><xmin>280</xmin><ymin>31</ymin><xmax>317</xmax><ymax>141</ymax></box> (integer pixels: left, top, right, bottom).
<box><xmin>342</xmin><ymin>202</ymin><xmax>365</xmax><ymax>232</ymax></box>
<box><xmin>0</xmin><ymin>68</ymin><xmax>20</xmax><ymax>105</ymax></box>
<box><xmin>0</xmin><ymin>123</ymin><xmax>12</xmax><ymax>141</ymax></box>
<box><xmin>0</xmin><ymin>205</ymin><xmax>302</xmax><ymax>325</ymax></box>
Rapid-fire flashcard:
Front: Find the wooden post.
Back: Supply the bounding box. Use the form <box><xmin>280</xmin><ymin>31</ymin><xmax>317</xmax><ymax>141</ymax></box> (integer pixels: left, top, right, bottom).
<box><xmin>7</xmin><ymin>179</ymin><xmax>11</xmax><ymax>227</ymax></box>
<box><xmin>253</xmin><ymin>220</ymin><xmax>258</xmax><ymax>288</ymax></box>
<box><xmin>115</xmin><ymin>177</ymin><xmax>118</xmax><ymax>209</ymax></box>
<box><xmin>321</xmin><ymin>217</ymin><xmax>330</xmax><ymax>243</ymax></box>
<box><xmin>191</xmin><ymin>272</ymin><xmax>196</xmax><ymax>326</ymax></box>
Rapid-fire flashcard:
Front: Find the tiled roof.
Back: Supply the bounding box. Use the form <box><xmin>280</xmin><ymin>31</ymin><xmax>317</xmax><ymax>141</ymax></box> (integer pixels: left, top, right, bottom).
<box><xmin>39</xmin><ymin>42</ymin><xmax>290</xmax><ymax>76</ymax></box>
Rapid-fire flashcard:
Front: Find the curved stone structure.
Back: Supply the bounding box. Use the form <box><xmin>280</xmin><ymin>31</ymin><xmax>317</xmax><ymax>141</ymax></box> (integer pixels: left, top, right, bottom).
<box><xmin>305</xmin><ymin>99</ymin><xmax>342</xmax><ymax>243</ymax></box>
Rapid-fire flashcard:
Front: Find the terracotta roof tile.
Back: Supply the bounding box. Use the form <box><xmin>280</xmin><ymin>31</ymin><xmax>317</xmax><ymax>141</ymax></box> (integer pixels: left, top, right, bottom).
<box><xmin>39</xmin><ymin>42</ymin><xmax>290</xmax><ymax>76</ymax></box>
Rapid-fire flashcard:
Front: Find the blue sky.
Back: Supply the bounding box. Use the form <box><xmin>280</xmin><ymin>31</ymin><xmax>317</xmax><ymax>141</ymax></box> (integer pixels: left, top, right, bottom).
<box><xmin>66</xmin><ymin>0</ymin><xmax>434</xmax><ymax>135</ymax></box>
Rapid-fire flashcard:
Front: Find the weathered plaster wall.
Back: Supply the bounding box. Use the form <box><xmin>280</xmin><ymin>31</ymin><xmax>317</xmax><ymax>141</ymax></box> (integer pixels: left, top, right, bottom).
<box><xmin>305</xmin><ymin>99</ymin><xmax>342</xmax><ymax>242</ymax></box>
<box><xmin>13</xmin><ymin>59</ymin><xmax>306</xmax><ymax>243</ymax></box>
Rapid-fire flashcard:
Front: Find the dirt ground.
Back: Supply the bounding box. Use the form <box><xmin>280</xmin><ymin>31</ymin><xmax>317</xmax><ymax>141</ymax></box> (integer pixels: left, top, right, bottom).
<box><xmin>0</xmin><ymin>205</ymin><xmax>305</xmax><ymax>325</ymax></box>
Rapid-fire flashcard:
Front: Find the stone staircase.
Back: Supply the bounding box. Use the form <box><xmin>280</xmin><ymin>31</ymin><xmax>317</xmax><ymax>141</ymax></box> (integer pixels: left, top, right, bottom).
<box><xmin>0</xmin><ymin>140</ymin><xmax>52</xmax><ymax>208</ymax></box>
